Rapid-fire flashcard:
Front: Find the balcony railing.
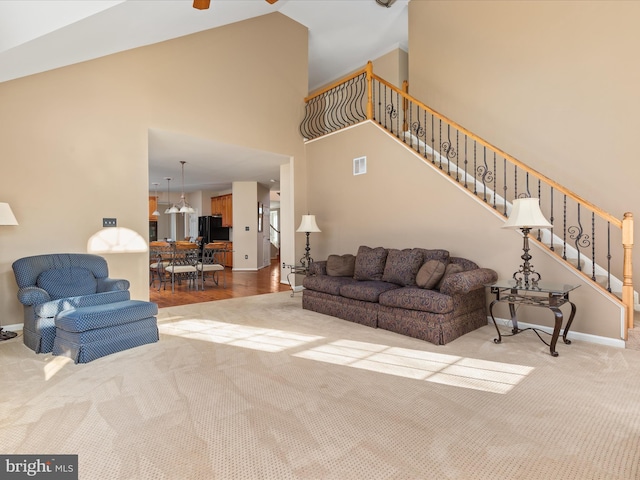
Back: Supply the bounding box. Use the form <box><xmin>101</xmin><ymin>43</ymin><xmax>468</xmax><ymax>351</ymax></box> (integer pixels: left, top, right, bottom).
<box><xmin>300</xmin><ymin>62</ymin><xmax>634</xmax><ymax>338</ymax></box>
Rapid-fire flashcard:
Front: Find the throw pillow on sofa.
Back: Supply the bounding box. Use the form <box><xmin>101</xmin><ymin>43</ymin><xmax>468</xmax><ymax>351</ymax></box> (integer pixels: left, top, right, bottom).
<box><xmin>382</xmin><ymin>248</ymin><xmax>423</xmax><ymax>286</ymax></box>
<box><xmin>416</xmin><ymin>260</ymin><xmax>447</xmax><ymax>289</ymax></box>
<box><xmin>353</xmin><ymin>246</ymin><xmax>388</xmax><ymax>281</ymax></box>
<box><xmin>436</xmin><ymin>263</ymin><xmax>465</xmax><ymax>290</ymax></box>
<box><xmin>326</xmin><ymin>254</ymin><xmax>356</xmax><ymax>277</ymax></box>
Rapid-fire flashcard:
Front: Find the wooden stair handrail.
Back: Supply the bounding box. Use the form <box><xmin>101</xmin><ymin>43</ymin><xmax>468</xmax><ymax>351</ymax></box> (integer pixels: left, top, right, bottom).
<box><xmin>304</xmin><ymin>66</ymin><xmax>368</xmax><ymax>103</ymax></box>
<box><xmin>369</xmin><ymin>71</ymin><xmax>622</xmax><ymax>228</ymax></box>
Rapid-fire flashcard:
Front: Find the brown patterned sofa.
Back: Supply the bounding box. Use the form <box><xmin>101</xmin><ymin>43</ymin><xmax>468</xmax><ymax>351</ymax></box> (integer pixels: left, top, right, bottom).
<box><xmin>302</xmin><ymin>246</ymin><xmax>498</xmax><ymax>345</ymax></box>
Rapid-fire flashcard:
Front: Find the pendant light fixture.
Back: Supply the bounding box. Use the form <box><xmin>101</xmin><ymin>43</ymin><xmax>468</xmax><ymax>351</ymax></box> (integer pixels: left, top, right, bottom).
<box><xmin>177</xmin><ymin>161</ymin><xmax>195</xmax><ymax>214</ymax></box>
<box><xmin>151</xmin><ymin>182</ymin><xmax>160</xmax><ymax>217</ymax></box>
<box><xmin>164</xmin><ymin>177</ymin><xmax>179</xmax><ymax>214</ymax></box>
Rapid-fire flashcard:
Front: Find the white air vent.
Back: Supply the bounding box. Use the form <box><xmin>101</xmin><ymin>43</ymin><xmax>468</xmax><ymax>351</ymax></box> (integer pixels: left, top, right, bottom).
<box><xmin>353</xmin><ymin>156</ymin><xmax>367</xmax><ymax>175</ymax></box>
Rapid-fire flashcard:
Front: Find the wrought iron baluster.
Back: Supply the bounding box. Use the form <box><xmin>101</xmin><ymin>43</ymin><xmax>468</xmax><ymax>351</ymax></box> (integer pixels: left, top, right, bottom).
<box><xmin>383</xmin><ymin>86</ymin><xmax>388</xmax><ymax>129</ymax></box>
<box><xmin>408</xmin><ymin>98</ymin><xmax>412</xmax><ymax>148</ymax></box>
<box><xmin>455</xmin><ymin>131</ymin><xmax>460</xmax><ymax>181</ymax></box>
<box><xmin>492</xmin><ymin>152</ymin><xmax>497</xmax><ymax>209</ymax></box>
<box><xmin>537</xmin><ymin>180</ymin><xmax>542</xmax><ymax>241</ymax></box>
<box><xmin>563</xmin><ymin>196</ymin><xmax>567</xmax><ymax>261</ymax></box>
<box><xmin>607</xmin><ymin>222</ymin><xmax>612</xmax><ymax>292</ymax></box>
<box><xmin>549</xmin><ymin>187</ymin><xmax>555</xmax><ymax>251</ymax></box>
<box><xmin>483</xmin><ymin>147</ymin><xmax>488</xmax><ymax>201</ymax></box>
<box><xmin>575</xmin><ymin>204</ymin><xmax>583</xmax><ymax>271</ymax></box>
<box><xmin>591</xmin><ymin>212</ymin><xmax>596</xmax><ymax>281</ymax></box>
<box><xmin>473</xmin><ymin>142</ymin><xmax>477</xmax><ymax>195</ymax></box>
<box><xmin>424</xmin><ymin>109</ymin><xmax>428</xmax><ymax>159</ymax></box>
<box><xmin>464</xmin><ymin>136</ymin><xmax>468</xmax><ymax>188</ymax></box>
<box><xmin>438</xmin><ymin>120</ymin><xmax>443</xmax><ymax>169</ymax></box>
<box><xmin>431</xmin><ymin>115</ymin><xmax>435</xmax><ymax>164</ymax></box>
<box><xmin>376</xmin><ymin>80</ymin><xmax>382</xmax><ymax>123</ymax></box>
<box><xmin>396</xmin><ymin>90</ymin><xmax>400</xmax><ymax>138</ymax></box>
<box><xmin>502</xmin><ymin>159</ymin><xmax>508</xmax><ymax>216</ymax></box>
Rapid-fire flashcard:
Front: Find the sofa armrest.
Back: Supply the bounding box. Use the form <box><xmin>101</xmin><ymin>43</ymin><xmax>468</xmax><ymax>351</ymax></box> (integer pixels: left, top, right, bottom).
<box><xmin>308</xmin><ymin>261</ymin><xmax>327</xmax><ymax>276</ymax></box>
<box><xmin>17</xmin><ymin>286</ymin><xmax>51</xmax><ymax>306</ymax></box>
<box><xmin>96</xmin><ymin>277</ymin><xmax>130</xmax><ymax>292</ymax></box>
<box><xmin>439</xmin><ymin>268</ymin><xmax>498</xmax><ymax>296</ymax></box>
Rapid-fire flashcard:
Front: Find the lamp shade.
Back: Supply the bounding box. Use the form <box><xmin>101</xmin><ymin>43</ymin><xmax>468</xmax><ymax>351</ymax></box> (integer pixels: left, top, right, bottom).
<box><xmin>296</xmin><ymin>215</ymin><xmax>321</xmax><ymax>233</ymax></box>
<box><xmin>0</xmin><ymin>202</ymin><xmax>18</xmax><ymax>225</ymax></box>
<box><xmin>502</xmin><ymin>198</ymin><xmax>552</xmax><ymax>229</ymax></box>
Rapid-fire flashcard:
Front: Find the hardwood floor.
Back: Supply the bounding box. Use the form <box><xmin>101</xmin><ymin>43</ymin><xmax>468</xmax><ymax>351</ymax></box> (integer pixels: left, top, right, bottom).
<box><xmin>149</xmin><ymin>259</ymin><xmax>291</xmax><ymax>308</ymax></box>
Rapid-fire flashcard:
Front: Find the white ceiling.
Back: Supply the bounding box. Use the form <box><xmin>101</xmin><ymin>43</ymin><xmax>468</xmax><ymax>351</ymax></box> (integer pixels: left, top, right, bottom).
<box><xmin>0</xmin><ymin>0</ymin><xmax>409</xmax><ymax>196</ymax></box>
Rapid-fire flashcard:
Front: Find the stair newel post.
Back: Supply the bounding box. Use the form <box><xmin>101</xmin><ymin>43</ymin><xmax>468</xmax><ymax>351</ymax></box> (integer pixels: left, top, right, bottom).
<box><xmin>366</xmin><ymin>61</ymin><xmax>373</xmax><ymax>121</ymax></box>
<box><xmin>622</xmin><ymin>212</ymin><xmax>634</xmax><ymax>336</ymax></box>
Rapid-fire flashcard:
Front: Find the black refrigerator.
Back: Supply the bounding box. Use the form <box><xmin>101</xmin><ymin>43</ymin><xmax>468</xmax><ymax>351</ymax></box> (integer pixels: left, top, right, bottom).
<box><xmin>198</xmin><ymin>216</ymin><xmax>223</xmax><ymax>244</ymax></box>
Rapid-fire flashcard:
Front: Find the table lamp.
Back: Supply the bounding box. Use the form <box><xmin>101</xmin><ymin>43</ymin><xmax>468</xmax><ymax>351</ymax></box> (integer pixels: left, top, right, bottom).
<box><xmin>0</xmin><ymin>202</ymin><xmax>18</xmax><ymax>341</ymax></box>
<box><xmin>296</xmin><ymin>214</ymin><xmax>321</xmax><ymax>269</ymax></box>
<box><xmin>502</xmin><ymin>197</ymin><xmax>551</xmax><ymax>287</ymax></box>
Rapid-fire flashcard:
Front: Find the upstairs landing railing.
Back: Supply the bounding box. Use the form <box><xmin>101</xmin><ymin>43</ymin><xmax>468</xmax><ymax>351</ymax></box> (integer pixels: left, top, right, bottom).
<box><xmin>300</xmin><ymin>62</ymin><xmax>634</xmax><ymax>339</ymax></box>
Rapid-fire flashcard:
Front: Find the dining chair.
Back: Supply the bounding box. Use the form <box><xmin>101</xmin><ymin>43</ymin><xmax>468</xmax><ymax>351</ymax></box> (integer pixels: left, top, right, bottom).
<box><xmin>149</xmin><ymin>241</ymin><xmax>173</xmax><ymax>290</ymax></box>
<box><xmin>164</xmin><ymin>243</ymin><xmax>200</xmax><ymax>293</ymax></box>
<box><xmin>197</xmin><ymin>242</ymin><xmax>227</xmax><ymax>289</ymax></box>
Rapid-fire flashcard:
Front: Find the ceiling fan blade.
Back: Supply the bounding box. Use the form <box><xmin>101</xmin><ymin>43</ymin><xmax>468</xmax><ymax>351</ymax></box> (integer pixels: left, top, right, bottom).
<box><xmin>193</xmin><ymin>0</ymin><xmax>211</xmax><ymax>9</ymax></box>
<box><xmin>265</xmin><ymin>0</ymin><xmax>279</xmax><ymax>4</ymax></box>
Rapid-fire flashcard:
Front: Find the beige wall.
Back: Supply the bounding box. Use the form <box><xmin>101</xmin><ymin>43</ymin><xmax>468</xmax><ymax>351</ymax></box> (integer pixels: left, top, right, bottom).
<box><xmin>372</xmin><ymin>48</ymin><xmax>408</xmax><ymax>89</ymax></box>
<box><xmin>408</xmin><ymin>0</ymin><xmax>640</xmax><ymax>281</ymax></box>
<box><xmin>305</xmin><ymin>121</ymin><xmax>623</xmax><ymax>340</ymax></box>
<box><xmin>0</xmin><ymin>12</ymin><xmax>308</xmax><ymax>328</ymax></box>
<box><xmin>231</xmin><ymin>181</ymin><xmax>271</xmax><ymax>270</ymax></box>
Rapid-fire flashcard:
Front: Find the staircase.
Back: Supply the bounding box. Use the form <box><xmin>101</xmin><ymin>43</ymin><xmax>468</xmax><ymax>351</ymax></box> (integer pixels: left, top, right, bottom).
<box><xmin>300</xmin><ymin>61</ymin><xmax>635</xmax><ymax>345</ymax></box>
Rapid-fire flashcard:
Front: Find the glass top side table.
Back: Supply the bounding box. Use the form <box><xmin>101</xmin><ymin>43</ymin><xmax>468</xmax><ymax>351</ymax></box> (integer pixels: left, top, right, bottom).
<box><xmin>284</xmin><ymin>264</ymin><xmax>308</xmax><ymax>297</ymax></box>
<box><xmin>486</xmin><ymin>280</ymin><xmax>580</xmax><ymax>357</ymax></box>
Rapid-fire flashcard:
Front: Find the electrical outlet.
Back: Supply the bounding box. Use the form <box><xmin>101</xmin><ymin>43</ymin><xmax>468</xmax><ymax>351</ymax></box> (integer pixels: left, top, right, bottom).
<box><xmin>245</xmin><ymin>255</ymin><xmax>248</xmax><ymax>259</ymax></box>
<box><xmin>103</xmin><ymin>218</ymin><xmax>117</xmax><ymax>227</ymax></box>
<box><xmin>245</xmin><ymin>226</ymin><xmax>249</xmax><ymax>231</ymax></box>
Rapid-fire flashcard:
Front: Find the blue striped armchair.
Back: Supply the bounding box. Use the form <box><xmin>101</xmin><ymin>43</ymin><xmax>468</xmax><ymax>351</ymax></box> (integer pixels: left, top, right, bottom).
<box><xmin>12</xmin><ymin>253</ymin><xmax>131</xmax><ymax>353</ymax></box>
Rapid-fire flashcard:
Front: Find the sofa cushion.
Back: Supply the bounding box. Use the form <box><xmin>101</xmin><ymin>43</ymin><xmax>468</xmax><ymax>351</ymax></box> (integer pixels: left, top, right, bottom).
<box><xmin>382</xmin><ymin>248</ymin><xmax>423</xmax><ymax>286</ymax></box>
<box><xmin>326</xmin><ymin>254</ymin><xmax>356</xmax><ymax>277</ymax></box>
<box><xmin>436</xmin><ymin>263</ymin><xmax>465</xmax><ymax>290</ymax></box>
<box><xmin>379</xmin><ymin>287</ymin><xmax>454</xmax><ymax>314</ymax></box>
<box><xmin>37</xmin><ymin>267</ymin><xmax>98</xmax><ymax>300</ymax></box>
<box><xmin>416</xmin><ymin>260</ymin><xmax>447</xmax><ymax>289</ymax></box>
<box><xmin>353</xmin><ymin>246</ymin><xmax>388</xmax><ymax>281</ymax></box>
<box><xmin>303</xmin><ymin>275</ymin><xmax>358</xmax><ymax>296</ymax></box>
<box><xmin>340</xmin><ymin>281</ymin><xmax>401</xmax><ymax>303</ymax></box>
<box><xmin>414</xmin><ymin>248</ymin><xmax>450</xmax><ymax>264</ymax></box>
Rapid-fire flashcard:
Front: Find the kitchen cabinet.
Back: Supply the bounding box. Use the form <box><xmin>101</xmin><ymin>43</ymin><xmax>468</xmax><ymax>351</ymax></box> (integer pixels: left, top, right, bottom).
<box><xmin>211</xmin><ymin>194</ymin><xmax>233</xmax><ymax>227</ymax></box>
<box><xmin>149</xmin><ymin>196</ymin><xmax>158</xmax><ymax>221</ymax></box>
<box><xmin>225</xmin><ymin>241</ymin><xmax>233</xmax><ymax>268</ymax></box>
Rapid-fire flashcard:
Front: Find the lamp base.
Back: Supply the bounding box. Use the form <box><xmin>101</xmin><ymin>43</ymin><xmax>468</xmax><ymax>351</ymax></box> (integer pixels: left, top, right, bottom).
<box><xmin>0</xmin><ymin>328</ymin><xmax>17</xmax><ymax>341</ymax></box>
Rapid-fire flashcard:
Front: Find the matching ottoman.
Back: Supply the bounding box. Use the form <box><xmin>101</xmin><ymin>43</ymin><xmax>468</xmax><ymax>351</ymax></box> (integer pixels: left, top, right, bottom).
<box><xmin>53</xmin><ymin>300</ymin><xmax>159</xmax><ymax>364</ymax></box>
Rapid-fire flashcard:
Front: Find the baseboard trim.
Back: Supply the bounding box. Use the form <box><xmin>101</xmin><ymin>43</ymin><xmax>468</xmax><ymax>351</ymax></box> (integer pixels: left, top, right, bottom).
<box><xmin>488</xmin><ymin>316</ymin><xmax>626</xmax><ymax>349</ymax></box>
<box><xmin>1</xmin><ymin>322</ymin><xmax>23</xmax><ymax>333</ymax></box>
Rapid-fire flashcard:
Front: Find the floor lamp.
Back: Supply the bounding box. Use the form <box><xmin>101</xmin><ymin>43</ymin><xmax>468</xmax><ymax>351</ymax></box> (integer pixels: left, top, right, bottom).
<box><xmin>296</xmin><ymin>214</ymin><xmax>321</xmax><ymax>270</ymax></box>
<box><xmin>0</xmin><ymin>202</ymin><xmax>18</xmax><ymax>341</ymax></box>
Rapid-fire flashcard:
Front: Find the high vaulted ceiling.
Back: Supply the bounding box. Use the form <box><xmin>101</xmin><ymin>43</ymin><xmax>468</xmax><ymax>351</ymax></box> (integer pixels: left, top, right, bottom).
<box><xmin>0</xmin><ymin>0</ymin><xmax>409</xmax><ymax>196</ymax></box>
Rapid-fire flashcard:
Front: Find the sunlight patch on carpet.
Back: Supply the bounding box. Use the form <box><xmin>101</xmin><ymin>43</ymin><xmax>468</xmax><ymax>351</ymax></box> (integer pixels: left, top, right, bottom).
<box><xmin>293</xmin><ymin>339</ymin><xmax>534</xmax><ymax>394</ymax></box>
<box><xmin>160</xmin><ymin>319</ymin><xmax>533</xmax><ymax>394</ymax></box>
<box><xmin>159</xmin><ymin>319</ymin><xmax>324</xmax><ymax>352</ymax></box>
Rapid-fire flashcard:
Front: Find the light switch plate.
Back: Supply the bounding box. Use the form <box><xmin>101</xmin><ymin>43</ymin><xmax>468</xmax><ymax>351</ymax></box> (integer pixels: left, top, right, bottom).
<box><xmin>103</xmin><ymin>218</ymin><xmax>117</xmax><ymax>227</ymax></box>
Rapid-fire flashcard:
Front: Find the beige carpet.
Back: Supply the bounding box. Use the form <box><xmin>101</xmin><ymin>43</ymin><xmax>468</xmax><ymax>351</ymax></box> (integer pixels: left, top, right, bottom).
<box><xmin>1</xmin><ymin>292</ymin><xmax>639</xmax><ymax>480</ymax></box>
